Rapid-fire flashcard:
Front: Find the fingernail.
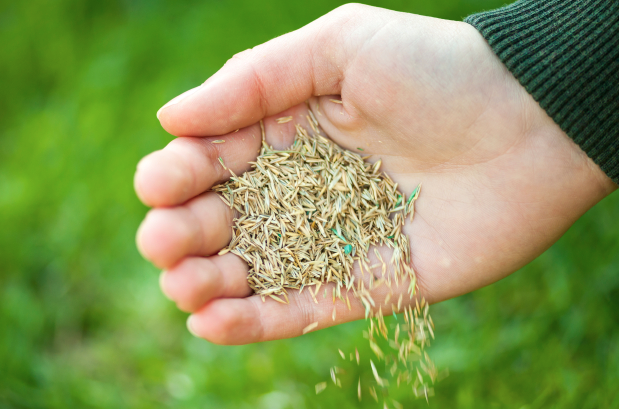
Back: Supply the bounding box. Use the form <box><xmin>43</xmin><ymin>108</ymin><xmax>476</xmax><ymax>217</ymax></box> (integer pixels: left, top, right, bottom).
<box><xmin>186</xmin><ymin>315</ymin><xmax>200</xmax><ymax>337</ymax></box>
<box><xmin>157</xmin><ymin>86</ymin><xmax>201</xmax><ymax>120</ymax></box>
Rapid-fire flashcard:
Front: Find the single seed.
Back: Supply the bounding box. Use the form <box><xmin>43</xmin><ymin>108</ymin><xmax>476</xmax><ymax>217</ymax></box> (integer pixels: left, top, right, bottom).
<box><xmin>302</xmin><ymin>322</ymin><xmax>319</xmax><ymax>334</ymax></box>
<box><xmin>217</xmin><ymin>156</ymin><xmax>227</xmax><ymax>170</ymax></box>
<box><xmin>259</xmin><ymin>119</ymin><xmax>265</xmax><ymax>141</ymax></box>
<box><xmin>369</xmin><ymin>386</ymin><xmax>378</xmax><ymax>402</ymax></box>
<box><xmin>357</xmin><ymin>378</ymin><xmax>362</xmax><ymax>401</ymax></box>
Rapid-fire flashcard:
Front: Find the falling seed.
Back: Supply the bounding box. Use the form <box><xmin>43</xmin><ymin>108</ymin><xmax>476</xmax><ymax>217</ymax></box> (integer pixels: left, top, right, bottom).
<box><xmin>369</xmin><ymin>386</ymin><xmax>378</xmax><ymax>402</ymax></box>
<box><xmin>329</xmin><ymin>99</ymin><xmax>343</xmax><ymax>104</ymax></box>
<box><xmin>303</xmin><ymin>322</ymin><xmax>319</xmax><ymax>334</ymax></box>
<box><xmin>370</xmin><ymin>359</ymin><xmax>384</xmax><ymax>387</ymax></box>
<box><xmin>315</xmin><ymin>382</ymin><xmax>327</xmax><ymax>394</ymax></box>
<box><xmin>212</xmin><ymin>140</ymin><xmax>225</xmax><ymax>144</ymax></box>
<box><xmin>338</xmin><ymin>349</ymin><xmax>346</xmax><ymax>359</ymax></box>
<box><xmin>357</xmin><ymin>378</ymin><xmax>362</xmax><ymax>401</ymax></box>
<box><xmin>357</xmin><ymin>147</ymin><xmax>364</xmax><ymax>151</ymax></box>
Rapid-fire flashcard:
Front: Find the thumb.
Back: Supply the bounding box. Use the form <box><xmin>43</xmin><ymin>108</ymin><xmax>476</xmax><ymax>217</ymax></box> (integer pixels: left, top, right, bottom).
<box><xmin>157</xmin><ymin>4</ymin><xmax>377</xmax><ymax>137</ymax></box>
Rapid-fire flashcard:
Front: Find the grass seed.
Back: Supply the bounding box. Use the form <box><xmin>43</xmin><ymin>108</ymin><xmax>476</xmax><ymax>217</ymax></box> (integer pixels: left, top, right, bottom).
<box><xmin>213</xmin><ymin>123</ymin><xmax>437</xmax><ymax>399</ymax></box>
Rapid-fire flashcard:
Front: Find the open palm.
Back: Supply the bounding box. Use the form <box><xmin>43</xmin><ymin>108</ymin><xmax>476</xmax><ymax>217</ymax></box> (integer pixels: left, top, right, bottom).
<box><xmin>134</xmin><ymin>4</ymin><xmax>615</xmax><ymax>344</ymax></box>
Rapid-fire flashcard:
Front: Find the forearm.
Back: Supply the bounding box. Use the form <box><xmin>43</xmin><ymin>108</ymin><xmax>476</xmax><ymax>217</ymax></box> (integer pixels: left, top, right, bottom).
<box><xmin>465</xmin><ymin>0</ymin><xmax>619</xmax><ymax>186</ymax></box>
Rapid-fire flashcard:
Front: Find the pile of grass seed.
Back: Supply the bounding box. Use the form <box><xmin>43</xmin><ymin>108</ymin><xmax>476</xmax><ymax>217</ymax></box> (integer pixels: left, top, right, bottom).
<box><xmin>213</xmin><ymin>120</ymin><xmax>437</xmax><ymax>403</ymax></box>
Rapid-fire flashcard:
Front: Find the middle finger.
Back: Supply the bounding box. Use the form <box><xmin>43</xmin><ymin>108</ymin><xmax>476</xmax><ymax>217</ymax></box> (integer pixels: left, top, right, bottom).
<box><xmin>136</xmin><ymin>191</ymin><xmax>234</xmax><ymax>269</ymax></box>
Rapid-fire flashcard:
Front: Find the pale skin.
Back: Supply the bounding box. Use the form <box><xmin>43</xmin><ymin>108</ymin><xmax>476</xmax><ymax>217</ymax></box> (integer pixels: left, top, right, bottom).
<box><xmin>134</xmin><ymin>4</ymin><xmax>616</xmax><ymax>345</ymax></box>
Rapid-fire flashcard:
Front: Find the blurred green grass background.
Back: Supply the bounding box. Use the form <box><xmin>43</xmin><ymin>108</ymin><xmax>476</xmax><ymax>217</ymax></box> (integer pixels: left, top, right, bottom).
<box><xmin>1</xmin><ymin>0</ymin><xmax>618</xmax><ymax>408</ymax></box>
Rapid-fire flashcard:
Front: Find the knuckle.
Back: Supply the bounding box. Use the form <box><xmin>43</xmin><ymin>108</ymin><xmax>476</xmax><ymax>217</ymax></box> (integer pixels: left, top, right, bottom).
<box><xmin>212</xmin><ymin>307</ymin><xmax>245</xmax><ymax>345</ymax></box>
<box><xmin>162</xmin><ymin>260</ymin><xmax>198</xmax><ymax>310</ymax></box>
<box><xmin>293</xmin><ymin>291</ymin><xmax>316</xmax><ymax>328</ymax></box>
<box><xmin>227</xmin><ymin>48</ymin><xmax>254</xmax><ymax>65</ymax></box>
<box><xmin>331</xmin><ymin>3</ymin><xmax>368</xmax><ymax>18</ymax></box>
<box><xmin>199</xmin><ymin>140</ymin><xmax>227</xmax><ymax>183</ymax></box>
<box><xmin>244</xmin><ymin>61</ymin><xmax>269</xmax><ymax>117</ymax></box>
<box><xmin>222</xmin><ymin>48</ymin><xmax>269</xmax><ymax>117</ymax></box>
<box><xmin>414</xmin><ymin>268</ymin><xmax>433</xmax><ymax>304</ymax></box>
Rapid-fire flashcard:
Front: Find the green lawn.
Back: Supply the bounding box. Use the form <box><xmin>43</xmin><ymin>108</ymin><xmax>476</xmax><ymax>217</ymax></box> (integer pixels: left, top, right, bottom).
<box><xmin>1</xmin><ymin>0</ymin><xmax>618</xmax><ymax>408</ymax></box>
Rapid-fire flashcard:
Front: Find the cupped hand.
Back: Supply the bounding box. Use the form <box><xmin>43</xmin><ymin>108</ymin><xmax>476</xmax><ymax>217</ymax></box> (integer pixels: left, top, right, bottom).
<box><xmin>134</xmin><ymin>4</ymin><xmax>616</xmax><ymax>345</ymax></box>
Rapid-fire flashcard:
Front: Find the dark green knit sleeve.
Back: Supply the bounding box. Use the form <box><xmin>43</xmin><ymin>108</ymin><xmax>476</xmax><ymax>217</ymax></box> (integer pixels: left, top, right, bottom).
<box><xmin>465</xmin><ymin>0</ymin><xmax>619</xmax><ymax>184</ymax></box>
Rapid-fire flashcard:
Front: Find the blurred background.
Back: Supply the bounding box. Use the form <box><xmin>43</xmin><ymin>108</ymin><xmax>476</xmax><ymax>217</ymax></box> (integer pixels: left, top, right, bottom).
<box><xmin>1</xmin><ymin>0</ymin><xmax>618</xmax><ymax>408</ymax></box>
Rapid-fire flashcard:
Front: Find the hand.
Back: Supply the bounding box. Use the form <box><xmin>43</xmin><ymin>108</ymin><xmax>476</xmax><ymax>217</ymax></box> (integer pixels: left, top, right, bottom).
<box><xmin>134</xmin><ymin>4</ymin><xmax>616</xmax><ymax>344</ymax></box>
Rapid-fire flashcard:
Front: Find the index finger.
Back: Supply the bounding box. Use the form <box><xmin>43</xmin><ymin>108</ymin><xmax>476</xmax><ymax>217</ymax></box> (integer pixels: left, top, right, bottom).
<box><xmin>134</xmin><ymin>124</ymin><xmax>261</xmax><ymax>207</ymax></box>
<box><xmin>155</xmin><ymin>4</ymin><xmax>391</xmax><ymax>137</ymax></box>
<box><xmin>134</xmin><ymin>104</ymin><xmax>312</xmax><ymax>207</ymax></box>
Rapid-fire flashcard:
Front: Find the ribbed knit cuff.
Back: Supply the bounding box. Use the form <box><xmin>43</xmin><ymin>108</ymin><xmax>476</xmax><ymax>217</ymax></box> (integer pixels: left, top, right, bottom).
<box><xmin>465</xmin><ymin>0</ymin><xmax>619</xmax><ymax>184</ymax></box>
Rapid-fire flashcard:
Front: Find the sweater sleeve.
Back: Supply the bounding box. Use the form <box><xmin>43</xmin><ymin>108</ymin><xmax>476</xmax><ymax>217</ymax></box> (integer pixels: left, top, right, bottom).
<box><xmin>465</xmin><ymin>0</ymin><xmax>619</xmax><ymax>184</ymax></box>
